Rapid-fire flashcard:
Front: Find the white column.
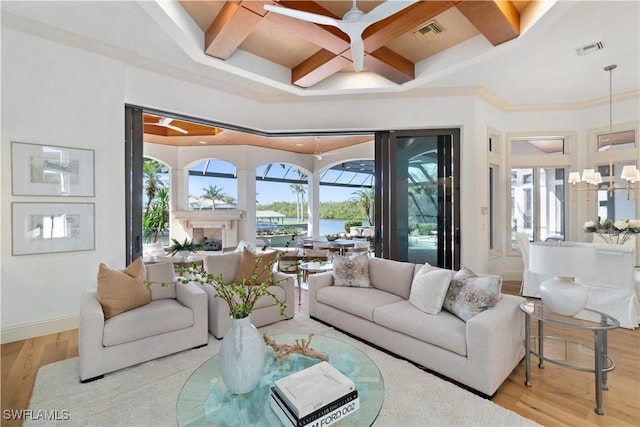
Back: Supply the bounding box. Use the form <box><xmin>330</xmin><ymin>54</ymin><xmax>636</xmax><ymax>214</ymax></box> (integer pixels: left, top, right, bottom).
<box><xmin>237</xmin><ymin>168</ymin><xmax>256</xmax><ymax>246</ymax></box>
<box><xmin>307</xmin><ymin>172</ymin><xmax>320</xmax><ymax>237</ymax></box>
<box><xmin>170</xmin><ymin>168</ymin><xmax>190</xmax><ymax>241</ymax></box>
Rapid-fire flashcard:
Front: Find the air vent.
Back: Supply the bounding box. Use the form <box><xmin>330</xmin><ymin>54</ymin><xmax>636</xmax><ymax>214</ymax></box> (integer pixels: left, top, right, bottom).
<box><xmin>576</xmin><ymin>41</ymin><xmax>605</xmax><ymax>56</ymax></box>
<box><xmin>412</xmin><ymin>20</ymin><xmax>445</xmax><ymax>41</ymax></box>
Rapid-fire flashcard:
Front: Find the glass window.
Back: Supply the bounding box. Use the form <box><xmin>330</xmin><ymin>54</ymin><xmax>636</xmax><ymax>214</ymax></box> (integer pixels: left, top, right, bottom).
<box><xmin>596</xmin><ymin>162</ymin><xmax>637</xmax><ymax>221</ymax></box>
<box><xmin>511</xmin><ymin>137</ymin><xmax>565</xmax><ymax>156</ymax></box>
<box><xmin>511</xmin><ymin>167</ymin><xmax>566</xmax><ymax>247</ymax></box>
<box><xmin>188</xmin><ymin>159</ymin><xmax>238</xmax><ymax>210</ymax></box>
<box><xmin>597</xmin><ymin>130</ymin><xmax>636</xmax><ymax>151</ymax></box>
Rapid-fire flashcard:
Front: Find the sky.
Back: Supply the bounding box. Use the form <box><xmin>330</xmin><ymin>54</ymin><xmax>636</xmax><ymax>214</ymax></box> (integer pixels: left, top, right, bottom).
<box><xmin>186</xmin><ymin>160</ymin><xmax>371</xmax><ymax>205</ymax></box>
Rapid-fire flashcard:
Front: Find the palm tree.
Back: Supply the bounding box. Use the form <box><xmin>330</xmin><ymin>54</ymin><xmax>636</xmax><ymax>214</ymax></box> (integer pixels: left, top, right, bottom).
<box><xmin>201</xmin><ymin>184</ymin><xmax>226</xmax><ymax>210</ymax></box>
<box><xmin>144</xmin><ymin>187</ymin><xmax>170</xmax><ymax>243</ymax></box>
<box><xmin>143</xmin><ymin>159</ymin><xmax>166</xmax><ymax>214</ymax></box>
<box><xmin>350</xmin><ymin>187</ymin><xmax>375</xmax><ymax>226</ymax></box>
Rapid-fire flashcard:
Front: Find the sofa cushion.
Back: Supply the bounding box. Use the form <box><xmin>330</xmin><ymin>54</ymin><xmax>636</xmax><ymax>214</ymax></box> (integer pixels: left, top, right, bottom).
<box><xmin>204</xmin><ymin>252</ymin><xmax>242</xmax><ymax>285</ymax></box>
<box><xmin>443</xmin><ymin>267</ymin><xmax>502</xmax><ymax>322</ymax></box>
<box><xmin>333</xmin><ymin>253</ymin><xmax>371</xmax><ymax>287</ymax></box>
<box><xmin>145</xmin><ymin>262</ymin><xmax>177</xmax><ymax>300</ymax></box>
<box><xmin>373</xmin><ymin>300</ymin><xmax>467</xmax><ymax>356</ymax></box>
<box><xmin>368</xmin><ymin>257</ymin><xmax>415</xmax><ymax>299</ymax></box>
<box><xmin>317</xmin><ymin>286</ymin><xmax>403</xmax><ymax>321</ymax></box>
<box><xmin>235</xmin><ymin>248</ymin><xmax>277</xmax><ymax>285</ymax></box>
<box><xmin>102</xmin><ymin>299</ymin><xmax>193</xmax><ymax>346</ymax></box>
<box><xmin>408</xmin><ymin>266</ymin><xmax>452</xmax><ymax>315</ymax></box>
<box><xmin>97</xmin><ymin>257</ymin><xmax>151</xmax><ymax>319</ymax></box>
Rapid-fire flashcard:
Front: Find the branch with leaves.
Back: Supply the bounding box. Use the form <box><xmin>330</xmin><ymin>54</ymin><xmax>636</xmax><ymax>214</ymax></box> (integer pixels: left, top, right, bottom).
<box><xmin>174</xmin><ymin>254</ymin><xmax>288</xmax><ymax>319</ymax></box>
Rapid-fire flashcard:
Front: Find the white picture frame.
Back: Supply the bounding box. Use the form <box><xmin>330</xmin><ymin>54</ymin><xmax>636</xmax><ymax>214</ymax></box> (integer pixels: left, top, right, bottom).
<box><xmin>11</xmin><ymin>141</ymin><xmax>95</xmax><ymax>196</ymax></box>
<box><xmin>12</xmin><ymin>203</ymin><xmax>95</xmax><ymax>255</ymax></box>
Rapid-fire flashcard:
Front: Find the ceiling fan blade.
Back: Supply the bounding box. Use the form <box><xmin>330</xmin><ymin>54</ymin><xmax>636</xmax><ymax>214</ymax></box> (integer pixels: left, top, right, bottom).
<box><xmin>348</xmin><ymin>33</ymin><xmax>365</xmax><ymax>72</ymax></box>
<box><xmin>144</xmin><ymin>121</ymin><xmax>189</xmax><ymax>134</ymax></box>
<box><xmin>264</xmin><ymin>4</ymin><xmax>339</xmax><ymax>28</ymax></box>
<box><xmin>164</xmin><ymin>124</ymin><xmax>188</xmax><ymax>134</ymax></box>
<box><xmin>364</xmin><ymin>0</ymin><xmax>418</xmax><ymax>23</ymax></box>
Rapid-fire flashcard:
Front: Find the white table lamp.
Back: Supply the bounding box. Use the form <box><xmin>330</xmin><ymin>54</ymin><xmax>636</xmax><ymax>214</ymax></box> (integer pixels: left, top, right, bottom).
<box><xmin>529</xmin><ymin>243</ymin><xmax>597</xmax><ymax>316</ymax></box>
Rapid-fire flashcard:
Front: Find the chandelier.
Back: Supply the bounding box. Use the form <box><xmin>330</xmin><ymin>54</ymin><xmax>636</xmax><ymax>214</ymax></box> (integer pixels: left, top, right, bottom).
<box><xmin>567</xmin><ymin>64</ymin><xmax>639</xmax><ymax>199</ymax></box>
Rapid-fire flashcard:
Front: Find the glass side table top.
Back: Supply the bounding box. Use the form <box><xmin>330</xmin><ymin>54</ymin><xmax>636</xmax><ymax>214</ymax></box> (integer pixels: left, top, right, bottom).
<box><xmin>520</xmin><ymin>301</ymin><xmax>619</xmax><ymax>330</ymax></box>
<box><xmin>177</xmin><ymin>334</ymin><xmax>384</xmax><ymax>426</ymax></box>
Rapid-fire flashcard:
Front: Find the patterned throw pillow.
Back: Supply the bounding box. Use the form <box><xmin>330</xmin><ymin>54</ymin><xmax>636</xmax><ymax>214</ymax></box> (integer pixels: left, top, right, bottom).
<box><xmin>443</xmin><ymin>267</ymin><xmax>502</xmax><ymax>321</ymax></box>
<box><xmin>96</xmin><ymin>257</ymin><xmax>151</xmax><ymax>319</ymax></box>
<box><xmin>332</xmin><ymin>253</ymin><xmax>371</xmax><ymax>287</ymax></box>
<box><xmin>234</xmin><ymin>248</ymin><xmax>277</xmax><ymax>285</ymax></box>
<box><xmin>408</xmin><ymin>264</ymin><xmax>452</xmax><ymax>315</ymax></box>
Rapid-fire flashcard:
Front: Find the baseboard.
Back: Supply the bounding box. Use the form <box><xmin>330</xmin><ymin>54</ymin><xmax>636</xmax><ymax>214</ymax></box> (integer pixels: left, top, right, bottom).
<box><xmin>1</xmin><ymin>315</ymin><xmax>79</xmax><ymax>344</ymax></box>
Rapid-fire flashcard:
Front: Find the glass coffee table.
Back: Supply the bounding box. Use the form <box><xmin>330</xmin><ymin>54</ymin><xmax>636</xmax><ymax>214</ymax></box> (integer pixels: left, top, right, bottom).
<box><xmin>177</xmin><ymin>334</ymin><xmax>384</xmax><ymax>426</ymax></box>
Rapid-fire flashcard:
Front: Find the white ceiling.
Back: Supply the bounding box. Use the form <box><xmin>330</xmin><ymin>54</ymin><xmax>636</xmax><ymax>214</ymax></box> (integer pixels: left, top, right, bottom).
<box><xmin>2</xmin><ymin>1</ymin><xmax>639</xmax><ymax>109</ymax></box>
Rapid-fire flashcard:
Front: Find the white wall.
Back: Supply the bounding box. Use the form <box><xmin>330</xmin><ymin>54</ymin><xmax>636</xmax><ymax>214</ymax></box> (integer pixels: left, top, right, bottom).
<box><xmin>2</xmin><ymin>23</ymin><xmax>638</xmax><ymax>342</ymax></box>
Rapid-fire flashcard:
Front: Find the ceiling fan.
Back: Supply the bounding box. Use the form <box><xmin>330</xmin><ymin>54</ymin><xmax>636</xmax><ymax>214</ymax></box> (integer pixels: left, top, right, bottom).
<box><xmin>312</xmin><ymin>137</ymin><xmax>340</xmax><ymax>160</ymax></box>
<box><xmin>143</xmin><ymin>117</ymin><xmax>188</xmax><ymax>134</ymax></box>
<box><xmin>264</xmin><ymin>0</ymin><xmax>418</xmax><ymax>72</ymax></box>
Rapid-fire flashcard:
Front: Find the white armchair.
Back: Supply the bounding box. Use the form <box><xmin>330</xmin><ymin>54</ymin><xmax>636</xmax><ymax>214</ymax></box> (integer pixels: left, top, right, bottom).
<box><xmin>79</xmin><ymin>262</ymin><xmax>208</xmax><ymax>382</ymax></box>
<box><xmin>523</xmin><ymin>241</ymin><xmax>639</xmax><ymax>329</ymax></box>
<box><xmin>203</xmin><ymin>252</ymin><xmax>295</xmax><ymax>339</ymax></box>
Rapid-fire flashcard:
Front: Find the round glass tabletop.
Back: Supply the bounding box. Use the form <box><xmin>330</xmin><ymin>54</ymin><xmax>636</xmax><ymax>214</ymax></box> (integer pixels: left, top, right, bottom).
<box><xmin>177</xmin><ymin>334</ymin><xmax>384</xmax><ymax>426</ymax></box>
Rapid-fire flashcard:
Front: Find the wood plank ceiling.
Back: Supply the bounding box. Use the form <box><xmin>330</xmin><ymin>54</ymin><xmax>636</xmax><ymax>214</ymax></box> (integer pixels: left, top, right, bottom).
<box><xmin>148</xmin><ymin>1</ymin><xmax>530</xmax><ymax>153</ymax></box>
<box><xmin>180</xmin><ymin>0</ymin><xmax>527</xmax><ymax>88</ymax></box>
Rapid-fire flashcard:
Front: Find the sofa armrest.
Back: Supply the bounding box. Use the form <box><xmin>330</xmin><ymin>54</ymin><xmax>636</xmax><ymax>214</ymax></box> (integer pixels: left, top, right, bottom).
<box><xmin>176</xmin><ymin>282</ymin><xmax>208</xmax><ymax>337</ymax></box>
<box><xmin>79</xmin><ymin>290</ymin><xmax>106</xmax><ymax>381</ymax></box>
<box><xmin>273</xmin><ymin>271</ymin><xmax>295</xmax><ymax>319</ymax></box>
<box><xmin>465</xmin><ymin>294</ymin><xmax>525</xmax><ymax>389</ymax></box>
<box><xmin>307</xmin><ymin>271</ymin><xmax>334</xmax><ymax>317</ymax></box>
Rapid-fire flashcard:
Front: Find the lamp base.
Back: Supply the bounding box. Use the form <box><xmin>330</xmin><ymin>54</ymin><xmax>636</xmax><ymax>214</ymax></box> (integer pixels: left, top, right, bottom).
<box><xmin>539</xmin><ymin>277</ymin><xmax>589</xmax><ymax>316</ymax></box>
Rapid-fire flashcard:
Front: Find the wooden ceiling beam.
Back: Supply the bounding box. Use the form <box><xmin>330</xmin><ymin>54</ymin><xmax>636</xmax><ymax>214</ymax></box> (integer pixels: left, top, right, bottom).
<box><xmin>292</xmin><ymin>49</ymin><xmax>352</xmax><ymax>88</ymax></box>
<box><xmin>365</xmin><ymin>47</ymin><xmax>414</xmax><ymax>84</ymax></box>
<box><xmin>455</xmin><ymin>0</ymin><xmax>520</xmax><ymax>46</ymax></box>
<box><xmin>264</xmin><ymin>1</ymin><xmax>349</xmax><ymax>54</ymax></box>
<box><xmin>205</xmin><ymin>1</ymin><xmax>269</xmax><ymax>60</ymax></box>
<box><xmin>363</xmin><ymin>1</ymin><xmax>455</xmax><ymax>52</ymax></box>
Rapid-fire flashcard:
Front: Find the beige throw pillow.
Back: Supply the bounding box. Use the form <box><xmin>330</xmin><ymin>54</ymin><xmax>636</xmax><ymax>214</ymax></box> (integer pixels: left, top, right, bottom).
<box><xmin>96</xmin><ymin>257</ymin><xmax>151</xmax><ymax>319</ymax></box>
<box><xmin>443</xmin><ymin>267</ymin><xmax>502</xmax><ymax>321</ymax></box>
<box><xmin>332</xmin><ymin>253</ymin><xmax>370</xmax><ymax>287</ymax></box>
<box><xmin>408</xmin><ymin>265</ymin><xmax>452</xmax><ymax>315</ymax></box>
<box><xmin>234</xmin><ymin>248</ymin><xmax>277</xmax><ymax>285</ymax></box>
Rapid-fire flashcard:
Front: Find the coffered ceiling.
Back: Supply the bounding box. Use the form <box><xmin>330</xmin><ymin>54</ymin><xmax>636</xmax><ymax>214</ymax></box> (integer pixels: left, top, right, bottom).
<box><xmin>180</xmin><ymin>0</ymin><xmax>530</xmax><ymax>88</ymax></box>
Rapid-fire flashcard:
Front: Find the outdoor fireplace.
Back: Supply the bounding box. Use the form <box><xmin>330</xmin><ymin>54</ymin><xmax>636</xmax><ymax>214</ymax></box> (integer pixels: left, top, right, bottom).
<box><xmin>172</xmin><ymin>210</ymin><xmax>244</xmax><ymax>251</ymax></box>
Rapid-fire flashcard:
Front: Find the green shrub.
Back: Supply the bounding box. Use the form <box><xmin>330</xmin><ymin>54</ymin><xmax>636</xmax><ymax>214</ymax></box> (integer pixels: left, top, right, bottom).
<box><xmin>344</xmin><ymin>220</ymin><xmax>363</xmax><ymax>232</ymax></box>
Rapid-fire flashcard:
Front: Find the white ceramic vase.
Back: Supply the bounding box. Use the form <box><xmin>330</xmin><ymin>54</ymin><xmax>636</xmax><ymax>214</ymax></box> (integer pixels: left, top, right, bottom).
<box><xmin>220</xmin><ymin>316</ymin><xmax>265</xmax><ymax>394</ymax></box>
<box><xmin>539</xmin><ymin>276</ymin><xmax>589</xmax><ymax>316</ymax></box>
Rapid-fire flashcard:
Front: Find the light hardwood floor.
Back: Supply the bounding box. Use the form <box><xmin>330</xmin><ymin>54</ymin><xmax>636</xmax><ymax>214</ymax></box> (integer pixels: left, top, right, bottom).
<box><xmin>2</xmin><ymin>282</ymin><xmax>639</xmax><ymax>427</ymax></box>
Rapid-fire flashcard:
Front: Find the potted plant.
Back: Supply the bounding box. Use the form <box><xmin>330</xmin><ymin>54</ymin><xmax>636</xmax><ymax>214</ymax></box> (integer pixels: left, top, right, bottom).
<box><xmin>175</xmin><ymin>253</ymin><xmax>287</xmax><ymax>394</ymax></box>
<box><xmin>167</xmin><ymin>238</ymin><xmax>205</xmax><ymax>258</ymax></box>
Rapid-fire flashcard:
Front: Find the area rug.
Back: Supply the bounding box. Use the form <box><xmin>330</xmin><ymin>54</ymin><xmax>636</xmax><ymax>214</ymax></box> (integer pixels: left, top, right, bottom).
<box><xmin>27</xmin><ymin>314</ymin><xmax>538</xmax><ymax>426</ymax></box>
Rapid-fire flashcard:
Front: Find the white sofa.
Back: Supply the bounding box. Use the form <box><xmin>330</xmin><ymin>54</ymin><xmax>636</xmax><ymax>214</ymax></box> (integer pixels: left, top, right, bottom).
<box><xmin>308</xmin><ymin>257</ymin><xmax>525</xmax><ymax>396</ymax></box>
<box><xmin>522</xmin><ymin>242</ymin><xmax>639</xmax><ymax>329</ymax></box>
<box><xmin>79</xmin><ymin>262</ymin><xmax>209</xmax><ymax>382</ymax></box>
<box><xmin>203</xmin><ymin>252</ymin><xmax>295</xmax><ymax>339</ymax></box>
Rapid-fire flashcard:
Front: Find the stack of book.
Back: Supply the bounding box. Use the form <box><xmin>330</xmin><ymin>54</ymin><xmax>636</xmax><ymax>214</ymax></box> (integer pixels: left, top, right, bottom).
<box><xmin>270</xmin><ymin>361</ymin><xmax>359</xmax><ymax>427</ymax></box>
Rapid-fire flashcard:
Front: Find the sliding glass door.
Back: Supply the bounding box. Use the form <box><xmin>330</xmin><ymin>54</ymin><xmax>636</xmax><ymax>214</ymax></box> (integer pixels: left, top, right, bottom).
<box><xmin>378</xmin><ymin>130</ymin><xmax>460</xmax><ymax>269</ymax></box>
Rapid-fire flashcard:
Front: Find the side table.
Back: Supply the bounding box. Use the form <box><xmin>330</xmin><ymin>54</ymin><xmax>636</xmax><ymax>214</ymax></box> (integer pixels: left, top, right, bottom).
<box><xmin>520</xmin><ymin>301</ymin><xmax>619</xmax><ymax>415</ymax></box>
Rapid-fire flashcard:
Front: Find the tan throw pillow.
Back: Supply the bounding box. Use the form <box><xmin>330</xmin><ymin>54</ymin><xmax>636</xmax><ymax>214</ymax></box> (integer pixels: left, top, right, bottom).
<box><xmin>234</xmin><ymin>248</ymin><xmax>277</xmax><ymax>285</ymax></box>
<box><xmin>409</xmin><ymin>265</ymin><xmax>452</xmax><ymax>315</ymax></box>
<box><xmin>332</xmin><ymin>253</ymin><xmax>370</xmax><ymax>287</ymax></box>
<box><xmin>96</xmin><ymin>257</ymin><xmax>151</xmax><ymax>319</ymax></box>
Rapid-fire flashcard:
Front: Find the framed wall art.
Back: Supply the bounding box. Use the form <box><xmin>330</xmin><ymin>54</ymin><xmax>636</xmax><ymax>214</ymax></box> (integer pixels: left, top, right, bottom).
<box><xmin>11</xmin><ymin>141</ymin><xmax>95</xmax><ymax>196</ymax></box>
<box><xmin>12</xmin><ymin>203</ymin><xmax>95</xmax><ymax>255</ymax></box>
